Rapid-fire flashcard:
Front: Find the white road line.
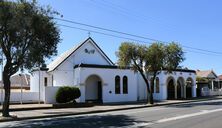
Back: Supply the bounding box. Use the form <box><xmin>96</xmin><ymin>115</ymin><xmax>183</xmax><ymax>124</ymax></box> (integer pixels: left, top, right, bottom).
<box><xmin>131</xmin><ymin>108</ymin><xmax>222</xmax><ymax>127</ymax></box>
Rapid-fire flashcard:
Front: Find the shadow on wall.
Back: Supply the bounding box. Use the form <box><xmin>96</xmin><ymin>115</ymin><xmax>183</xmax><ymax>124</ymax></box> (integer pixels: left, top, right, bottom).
<box><xmin>4</xmin><ymin>114</ymin><xmax>151</xmax><ymax>128</ymax></box>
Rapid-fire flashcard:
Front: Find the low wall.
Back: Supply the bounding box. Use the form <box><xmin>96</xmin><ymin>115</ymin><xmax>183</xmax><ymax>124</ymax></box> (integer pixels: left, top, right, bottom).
<box><xmin>202</xmin><ymin>90</ymin><xmax>222</xmax><ymax>96</ymax></box>
<box><xmin>209</xmin><ymin>90</ymin><xmax>222</xmax><ymax>96</ymax></box>
<box><xmin>0</xmin><ymin>91</ymin><xmax>39</xmax><ymax>103</ymax></box>
<box><xmin>44</xmin><ymin>86</ymin><xmax>60</xmax><ymax>104</ymax></box>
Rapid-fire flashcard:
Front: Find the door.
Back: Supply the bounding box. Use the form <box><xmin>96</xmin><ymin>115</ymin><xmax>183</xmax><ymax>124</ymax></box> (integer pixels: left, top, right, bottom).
<box><xmin>97</xmin><ymin>81</ymin><xmax>102</xmax><ymax>102</ymax></box>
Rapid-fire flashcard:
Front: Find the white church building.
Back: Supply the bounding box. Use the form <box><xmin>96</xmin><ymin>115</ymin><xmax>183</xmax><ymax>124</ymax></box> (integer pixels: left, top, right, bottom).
<box><xmin>30</xmin><ymin>37</ymin><xmax>197</xmax><ymax>103</ymax></box>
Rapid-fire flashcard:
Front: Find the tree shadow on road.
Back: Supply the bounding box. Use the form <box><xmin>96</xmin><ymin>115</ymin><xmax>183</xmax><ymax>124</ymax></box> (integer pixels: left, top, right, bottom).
<box><xmin>3</xmin><ymin>114</ymin><xmax>151</xmax><ymax>128</ymax></box>
<box><xmin>165</xmin><ymin>101</ymin><xmax>222</xmax><ymax>108</ymax></box>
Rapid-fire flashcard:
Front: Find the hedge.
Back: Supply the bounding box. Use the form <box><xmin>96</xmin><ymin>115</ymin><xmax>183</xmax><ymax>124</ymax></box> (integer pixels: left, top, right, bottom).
<box><xmin>56</xmin><ymin>86</ymin><xmax>81</xmax><ymax>103</ymax></box>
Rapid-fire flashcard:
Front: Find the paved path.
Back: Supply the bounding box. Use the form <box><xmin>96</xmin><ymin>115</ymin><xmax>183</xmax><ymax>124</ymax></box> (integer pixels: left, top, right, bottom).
<box><xmin>1</xmin><ymin>99</ymin><xmax>222</xmax><ymax>128</ymax></box>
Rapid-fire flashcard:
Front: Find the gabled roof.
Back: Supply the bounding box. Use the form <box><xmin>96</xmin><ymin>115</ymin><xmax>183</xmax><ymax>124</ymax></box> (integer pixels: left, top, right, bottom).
<box><xmin>218</xmin><ymin>75</ymin><xmax>222</xmax><ymax>80</ymax></box>
<box><xmin>47</xmin><ymin>37</ymin><xmax>114</xmax><ymax>72</ymax></box>
<box><xmin>196</xmin><ymin>70</ymin><xmax>217</xmax><ymax>79</ymax></box>
<box><xmin>0</xmin><ymin>74</ymin><xmax>30</xmax><ymax>87</ymax></box>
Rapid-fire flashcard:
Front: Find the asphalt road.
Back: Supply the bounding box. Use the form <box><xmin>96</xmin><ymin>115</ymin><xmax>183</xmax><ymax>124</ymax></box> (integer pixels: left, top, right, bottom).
<box><xmin>1</xmin><ymin>99</ymin><xmax>222</xmax><ymax>128</ymax></box>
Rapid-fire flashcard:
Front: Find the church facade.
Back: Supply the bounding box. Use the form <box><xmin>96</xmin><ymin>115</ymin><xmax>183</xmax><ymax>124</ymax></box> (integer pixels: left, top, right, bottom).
<box><xmin>30</xmin><ymin>37</ymin><xmax>196</xmax><ymax>103</ymax></box>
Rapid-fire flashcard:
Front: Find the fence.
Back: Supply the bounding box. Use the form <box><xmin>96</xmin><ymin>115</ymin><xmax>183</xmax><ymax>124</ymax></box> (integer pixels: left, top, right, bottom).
<box><xmin>0</xmin><ymin>91</ymin><xmax>39</xmax><ymax>104</ymax></box>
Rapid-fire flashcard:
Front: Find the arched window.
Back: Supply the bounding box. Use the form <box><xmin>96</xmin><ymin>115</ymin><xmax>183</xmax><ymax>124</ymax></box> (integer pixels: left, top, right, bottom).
<box><xmin>115</xmin><ymin>75</ymin><xmax>120</xmax><ymax>94</ymax></box>
<box><xmin>156</xmin><ymin>77</ymin><xmax>160</xmax><ymax>93</ymax></box>
<box><xmin>123</xmin><ymin>76</ymin><xmax>128</xmax><ymax>94</ymax></box>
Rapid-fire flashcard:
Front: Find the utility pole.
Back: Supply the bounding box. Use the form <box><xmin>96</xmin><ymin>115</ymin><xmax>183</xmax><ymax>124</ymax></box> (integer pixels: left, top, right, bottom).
<box><xmin>1</xmin><ymin>53</ymin><xmax>3</xmax><ymax>105</ymax></box>
<box><xmin>39</xmin><ymin>67</ymin><xmax>41</xmax><ymax>104</ymax></box>
<box><xmin>19</xmin><ymin>74</ymin><xmax>23</xmax><ymax>104</ymax></box>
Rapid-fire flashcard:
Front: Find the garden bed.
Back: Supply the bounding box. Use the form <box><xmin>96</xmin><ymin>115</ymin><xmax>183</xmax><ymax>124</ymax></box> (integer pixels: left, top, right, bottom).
<box><xmin>53</xmin><ymin>102</ymin><xmax>94</xmax><ymax>108</ymax></box>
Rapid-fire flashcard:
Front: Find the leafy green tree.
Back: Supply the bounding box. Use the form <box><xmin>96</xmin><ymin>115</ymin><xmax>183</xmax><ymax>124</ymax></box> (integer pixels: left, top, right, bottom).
<box><xmin>164</xmin><ymin>43</ymin><xmax>185</xmax><ymax>70</ymax></box>
<box><xmin>117</xmin><ymin>43</ymin><xmax>152</xmax><ymax>103</ymax></box>
<box><xmin>117</xmin><ymin>42</ymin><xmax>184</xmax><ymax>104</ymax></box>
<box><xmin>196</xmin><ymin>76</ymin><xmax>209</xmax><ymax>83</ymax></box>
<box><xmin>0</xmin><ymin>0</ymin><xmax>60</xmax><ymax>117</ymax></box>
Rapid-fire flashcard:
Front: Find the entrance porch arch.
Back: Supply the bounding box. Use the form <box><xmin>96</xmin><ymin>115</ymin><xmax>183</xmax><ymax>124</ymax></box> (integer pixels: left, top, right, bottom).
<box><xmin>167</xmin><ymin>76</ymin><xmax>176</xmax><ymax>100</ymax></box>
<box><xmin>186</xmin><ymin>77</ymin><xmax>194</xmax><ymax>98</ymax></box>
<box><xmin>85</xmin><ymin>74</ymin><xmax>103</xmax><ymax>102</ymax></box>
<box><xmin>177</xmin><ymin>77</ymin><xmax>185</xmax><ymax>99</ymax></box>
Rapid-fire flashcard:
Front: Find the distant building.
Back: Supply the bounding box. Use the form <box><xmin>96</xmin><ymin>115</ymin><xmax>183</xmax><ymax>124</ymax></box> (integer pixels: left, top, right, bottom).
<box><xmin>196</xmin><ymin>70</ymin><xmax>219</xmax><ymax>90</ymax></box>
<box><xmin>0</xmin><ymin>74</ymin><xmax>30</xmax><ymax>89</ymax></box>
<box><xmin>218</xmin><ymin>75</ymin><xmax>222</xmax><ymax>89</ymax></box>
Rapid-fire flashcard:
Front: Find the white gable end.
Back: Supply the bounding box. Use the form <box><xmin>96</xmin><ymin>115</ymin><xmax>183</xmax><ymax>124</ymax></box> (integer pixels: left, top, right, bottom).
<box><xmin>207</xmin><ymin>72</ymin><xmax>217</xmax><ymax>79</ymax></box>
<box><xmin>47</xmin><ymin>37</ymin><xmax>114</xmax><ymax>72</ymax></box>
<box><xmin>73</xmin><ymin>40</ymin><xmax>111</xmax><ymax>65</ymax></box>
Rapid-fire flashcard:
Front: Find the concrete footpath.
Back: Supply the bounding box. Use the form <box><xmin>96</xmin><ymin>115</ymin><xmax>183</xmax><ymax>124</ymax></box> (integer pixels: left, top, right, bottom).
<box><xmin>0</xmin><ymin>96</ymin><xmax>222</xmax><ymax>122</ymax></box>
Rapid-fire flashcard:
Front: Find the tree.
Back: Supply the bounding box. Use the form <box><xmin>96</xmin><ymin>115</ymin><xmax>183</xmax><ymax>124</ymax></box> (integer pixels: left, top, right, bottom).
<box><xmin>196</xmin><ymin>76</ymin><xmax>209</xmax><ymax>83</ymax></box>
<box><xmin>0</xmin><ymin>0</ymin><xmax>60</xmax><ymax>117</ymax></box>
<box><xmin>117</xmin><ymin>43</ymin><xmax>152</xmax><ymax>103</ymax></box>
<box><xmin>116</xmin><ymin>42</ymin><xmax>184</xmax><ymax>104</ymax></box>
<box><xmin>146</xmin><ymin>43</ymin><xmax>165</xmax><ymax>104</ymax></box>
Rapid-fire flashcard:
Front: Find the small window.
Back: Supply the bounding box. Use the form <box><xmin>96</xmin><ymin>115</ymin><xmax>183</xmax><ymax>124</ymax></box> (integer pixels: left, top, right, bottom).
<box><xmin>123</xmin><ymin>76</ymin><xmax>128</xmax><ymax>94</ymax></box>
<box><xmin>156</xmin><ymin>77</ymin><xmax>160</xmax><ymax>93</ymax></box>
<box><xmin>52</xmin><ymin>75</ymin><xmax>54</xmax><ymax>86</ymax></box>
<box><xmin>44</xmin><ymin>77</ymin><xmax>48</xmax><ymax>87</ymax></box>
<box><xmin>115</xmin><ymin>75</ymin><xmax>120</xmax><ymax>94</ymax></box>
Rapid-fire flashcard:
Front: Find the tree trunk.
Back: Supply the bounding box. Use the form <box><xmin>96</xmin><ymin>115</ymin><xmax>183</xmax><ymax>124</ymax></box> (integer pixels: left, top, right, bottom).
<box><xmin>149</xmin><ymin>72</ymin><xmax>157</xmax><ymax>105</ymax></box>
<box><xmin>2</xmin><ymin>69</ymin><xmax>11</xmax><ymax>117</ymax></box>
<box><xmin>150</xmin><ymin>92</ymin><xmax>154</xmax><ymax>104</ymax></box>
<box><xmin>149</xmin><ymin>80</ymin><xmax>154</xmax><ymax>104</ymax></box>
<box><xmin>138</xmin><ymin>70</ymin><xmax>153</xmax><ymax>104</ymax></box>
<box><xmin>146</xmin><ymin>85</ymin><xmax>150</xmax><ymax>104</ymax></box>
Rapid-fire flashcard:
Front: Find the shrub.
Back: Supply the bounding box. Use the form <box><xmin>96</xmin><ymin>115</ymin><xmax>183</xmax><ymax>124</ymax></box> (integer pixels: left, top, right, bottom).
<box><xmin>56</xmin><ymin>86</ymin><xmax>81</xmax><ymax>103</ymax></box>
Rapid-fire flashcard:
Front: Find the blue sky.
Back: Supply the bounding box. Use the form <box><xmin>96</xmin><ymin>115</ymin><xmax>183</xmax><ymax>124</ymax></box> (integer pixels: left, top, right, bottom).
<box><xmin>39</xmin><ymin>0</ymin><xmax>222</xmax><ymax>75</ymax></box>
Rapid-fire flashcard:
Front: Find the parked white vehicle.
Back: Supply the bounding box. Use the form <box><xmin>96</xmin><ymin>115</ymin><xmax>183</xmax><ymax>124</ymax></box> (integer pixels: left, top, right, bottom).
<box><xmin>201</xmin><ymin>87</ymin><xmax>210</xmax><ymax>96</ymax></box>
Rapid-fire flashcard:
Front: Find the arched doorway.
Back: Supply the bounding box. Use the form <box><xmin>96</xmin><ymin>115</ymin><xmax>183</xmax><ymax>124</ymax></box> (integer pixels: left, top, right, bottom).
<box><xmin>186</xmin><ymin>77</ymin><xmax>193</xmax><ymax>98</ymax></box>
<box><xmin>177</xmin><ymin>81</ymin><xmax>182</xmax><ymax>99</ymax></box>
<box><xmin>167</xmin><ymin>78</ymin><xmax>175</xmax><ymax>100</ymax></box>
<box><xmin>177</xmin><ymin>77</ymin><xmax>185</xmax><ymax>99</ymax></box>
<box><xmin>85</xmin><ymin>75</ymin><xmax>102</xmax><ymax>103</ymax></box>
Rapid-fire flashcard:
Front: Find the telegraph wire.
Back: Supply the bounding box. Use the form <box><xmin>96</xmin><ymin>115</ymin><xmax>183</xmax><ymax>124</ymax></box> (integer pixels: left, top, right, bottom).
<box><xmin>54</xmin><ymin>18</ymin><xmax>222</xmax><ymax>55</ymax></box>
<box><xmin>55</xmin><ymin>18</ymin><xmax>222</xmax><ymax>55</ymax></box>
<box><xmin>55</xmin><ymin>18</ymin><xmax>159</xmax><ymax>42</ymax></box>
<box><xmin>57</xmin><ymin>24</ymin><xmax>153</xmax><ymax>44</ymax></box>
<box><xmin>57</xmin><ymin>23</ymin><xmax>222</xmax><ymax>57</ymax></box>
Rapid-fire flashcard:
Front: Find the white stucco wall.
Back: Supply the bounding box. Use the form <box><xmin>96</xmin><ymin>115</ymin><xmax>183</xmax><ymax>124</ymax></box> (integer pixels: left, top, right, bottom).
<box><xmin>137</xmin><ymin>74</ymin><xmax>147</xmax><ymax>101</ymax></box>
<box><xmin>75</xmin><ymin>67</ymin><xmax>138</xmax><ymax>103</ymax></box>
<box><xmin>30</xmin><ymin>70</ymin><xmax>52</xmax><ymax>101</ymax></box>
<box><xmin>154</xmin><ymin>71</ymin><xmax>196</xmax><ymax>100</ymax></box>
<box><xmin>136</xmin><ymin>70</ymin><xmax>196</xmax><ymax>101</ymax></box>
<box><xmin>44</xmin><ymin>86</ymin><xmax>60</xmax><ymax>104</ymax></box>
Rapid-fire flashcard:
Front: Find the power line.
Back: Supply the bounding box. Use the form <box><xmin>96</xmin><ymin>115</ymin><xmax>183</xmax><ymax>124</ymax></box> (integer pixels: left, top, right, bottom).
<box><xmin>55</xmin><ymin>18</ymin><xmax>222</xmax><ymax>55</ymax></box>
<box><xmin>57</xmin><ymin>23</ymin><xmax>222</xmax><ymax>57</ymax></box>
<box><xmin>57</xmin><ymin>24</ymin><xmax>152</xmax><ymax>44</ymax></box>
<box><xmin>90</xmin><ymin>0</ymin><xmax>222</xmax><ymax>55</ymax></box>
<box><xmin>90</xmin><ymin>0</ymin><xmax>179</xmax><ymax>33</ymax></box>
<box><xmin>55</xmin><ymin>18</ymin><xmax>159</xmax><ymax>42</ymax></box>
<box><xmin>184</xmin><ymin>49</ymin><xmax>221</xmax><ymax>56</ymax></box>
